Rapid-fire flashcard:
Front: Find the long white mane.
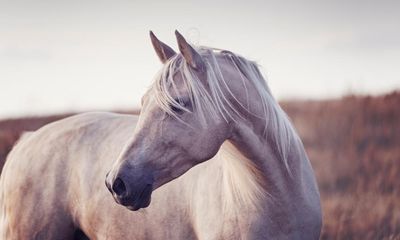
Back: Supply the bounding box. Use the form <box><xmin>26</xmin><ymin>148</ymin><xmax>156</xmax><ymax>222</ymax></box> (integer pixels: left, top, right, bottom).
<box><xmin>151</xmin><ymin>46</ymin><xmax>296</xmax><ymax>164</ymax></box>
<box><xmin>150</xmin><ymin>46</ymin><xmax>298</xmax><ymax>208</ymax></box>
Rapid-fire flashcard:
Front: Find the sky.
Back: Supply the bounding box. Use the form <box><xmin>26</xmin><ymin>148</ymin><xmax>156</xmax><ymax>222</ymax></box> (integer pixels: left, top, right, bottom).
<box><xmin>1</xmin><ymin>0</ymin><xmax>399</xmax><ymax>118</ymax></box>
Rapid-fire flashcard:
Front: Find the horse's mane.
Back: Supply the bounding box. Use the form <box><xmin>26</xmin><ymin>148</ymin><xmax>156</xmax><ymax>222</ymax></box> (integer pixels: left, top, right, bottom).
<box><xmin>150</xmin><ymin>46</ymin><xmax>298</xmax><ymax>208</ymax></box>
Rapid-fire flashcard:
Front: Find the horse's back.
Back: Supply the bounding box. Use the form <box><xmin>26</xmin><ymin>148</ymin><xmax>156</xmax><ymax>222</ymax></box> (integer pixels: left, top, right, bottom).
<box><xmin>0</xmin><ymin>112</ymin><xmax>138</xmax><ymax>239</ymax></box>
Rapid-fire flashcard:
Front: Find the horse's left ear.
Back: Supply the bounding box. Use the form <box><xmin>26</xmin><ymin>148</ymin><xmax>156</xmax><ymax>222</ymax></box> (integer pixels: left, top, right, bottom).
<box><xmin>150</xmin><ymin>31</ymin><xmax>176</xmax><ymax>63</ymax></box>
<box><xmin>175</xmin><ymin>30</ymin><xmax>205</xmax><ymax>72</ymax></box>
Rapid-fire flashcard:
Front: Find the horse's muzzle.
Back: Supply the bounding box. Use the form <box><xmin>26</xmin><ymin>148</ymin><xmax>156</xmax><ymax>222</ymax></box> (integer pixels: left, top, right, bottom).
<box><xmin>125</xmin><ymin>184</ymin><xmax>153</xmax><ymax>211</ymax></box>
<box><xmin>105</xmin><ymin>172</ymin><xmax>154</xmax><ymax>211</ymax></box>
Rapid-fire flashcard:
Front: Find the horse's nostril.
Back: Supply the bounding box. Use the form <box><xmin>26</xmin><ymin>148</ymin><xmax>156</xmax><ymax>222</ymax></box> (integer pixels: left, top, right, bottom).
<box><xmin>112</xmin><ymin>177</ymin><xmax>126</xmax><ymax>196</ymax></box>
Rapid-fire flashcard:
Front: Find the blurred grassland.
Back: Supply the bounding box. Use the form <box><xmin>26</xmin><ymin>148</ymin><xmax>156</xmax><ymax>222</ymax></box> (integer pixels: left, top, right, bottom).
<box><xmin>281</xmin><ymin>91</ymin><xmax>400</xmax><ymax>239</ymax></box>
<box><xmin>1</xmin><ymin>92</ymin><xmax>399</xmax><ymax>239</ymax></box>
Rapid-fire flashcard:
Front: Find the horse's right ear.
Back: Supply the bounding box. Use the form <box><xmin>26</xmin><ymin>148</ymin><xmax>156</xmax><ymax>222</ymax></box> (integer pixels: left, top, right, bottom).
<box><xmin>175</xmin><ymin>30</ymin><xmax>205</xmax><ymax>72</ymax></box>
<box><xmin>150</xmin><ymin>31</ymin><xmax>176</xmax><ymax>63</ymax></box>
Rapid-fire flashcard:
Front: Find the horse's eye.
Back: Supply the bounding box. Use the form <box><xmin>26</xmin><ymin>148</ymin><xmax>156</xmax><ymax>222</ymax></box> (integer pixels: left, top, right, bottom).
<box><xmin>170</xmin><ymin>105</ymin><xmax>183</xmax><ymax>113</ymax></box>
<box><xmin>170</xmin><ymin>99</ymin><xmax>188</xmax><ymax>114</ymax></box>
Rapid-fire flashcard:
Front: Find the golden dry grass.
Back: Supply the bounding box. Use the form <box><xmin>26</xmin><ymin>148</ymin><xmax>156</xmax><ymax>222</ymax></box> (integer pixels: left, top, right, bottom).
<box><xmin>281</xmin><ymin>91</ymin><xmax>400</xmax><ymax>239</ymax></box>
<box><xmin>0</xmin><ymin>93</ymin><xmax>399</xmax><ymax>239</ymax></box>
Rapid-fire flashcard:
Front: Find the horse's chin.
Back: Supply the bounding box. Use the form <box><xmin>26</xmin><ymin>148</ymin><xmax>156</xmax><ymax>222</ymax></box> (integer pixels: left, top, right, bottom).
<box><xmin>126</xmin><ymin>197</ymin><xmax>151</xmax><ymax>211</ymax></box>
<box><xmin>125</xmin><ymin>188</ymin><xmax>152</xmax><ymax>211</ymax></box>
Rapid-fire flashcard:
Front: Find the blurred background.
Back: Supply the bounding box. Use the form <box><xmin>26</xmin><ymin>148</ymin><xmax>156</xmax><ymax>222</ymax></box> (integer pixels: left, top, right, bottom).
<box><xmin>1</xmin><ymin>0</ymin><xmax>399</xmax><ymax>239</ymax></box>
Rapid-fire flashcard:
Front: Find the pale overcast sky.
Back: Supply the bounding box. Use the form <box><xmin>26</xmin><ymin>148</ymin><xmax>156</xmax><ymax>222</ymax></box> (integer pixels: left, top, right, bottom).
<box><xmin>1</xmin><ymin>0</ymin><xmax>399</xmax><ymax>118</ymax></box>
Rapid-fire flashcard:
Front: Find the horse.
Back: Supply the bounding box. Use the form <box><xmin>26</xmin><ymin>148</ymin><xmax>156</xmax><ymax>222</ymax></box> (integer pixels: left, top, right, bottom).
<box><xmin>0</xmin><ymin>31</ymin><xmax>322</xmax><ymax>239</ymax></box>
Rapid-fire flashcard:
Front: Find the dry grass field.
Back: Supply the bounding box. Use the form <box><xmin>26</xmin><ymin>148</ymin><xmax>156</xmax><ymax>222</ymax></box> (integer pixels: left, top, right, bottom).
<box><xmin>281</xmin><ymin>91</ymin><xmax>400</xmax><ymax>239</ymax></box>
<box><xmin>0</xmin><ymin>92</ymin><xmax>399</xmax><ymax>239</ymax></box>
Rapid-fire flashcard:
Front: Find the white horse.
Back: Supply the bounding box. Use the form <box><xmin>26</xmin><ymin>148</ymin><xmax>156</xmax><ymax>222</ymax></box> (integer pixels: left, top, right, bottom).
<box><xmin>0</xmin><ymin>31</ymin><xmax>322</xmax><ymax>239</ymax></box>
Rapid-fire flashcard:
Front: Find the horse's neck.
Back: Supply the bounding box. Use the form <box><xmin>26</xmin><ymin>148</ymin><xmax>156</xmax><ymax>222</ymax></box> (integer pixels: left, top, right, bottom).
<box><xmin>225</xmin><ymin>117</ymin><xmax>322</xmax><ymax>235</ymax></box>
<box><xmin>230</xmin><ymin>122</ymin><xmax>289</xmax><ymax>185</ymax></box>
<box><xmin>186</xmin><ymin>136</ymin><xmax>306</xmax><ymax>236</ymax></box>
